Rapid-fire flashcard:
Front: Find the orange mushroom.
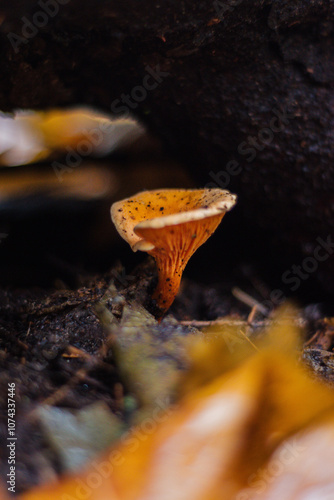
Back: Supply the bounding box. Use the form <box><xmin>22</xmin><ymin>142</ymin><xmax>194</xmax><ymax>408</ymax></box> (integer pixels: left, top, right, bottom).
<box><xmin>111</xmin><ymin>188</ymin><xmax>237</xmax><ymax>317</ymax></box>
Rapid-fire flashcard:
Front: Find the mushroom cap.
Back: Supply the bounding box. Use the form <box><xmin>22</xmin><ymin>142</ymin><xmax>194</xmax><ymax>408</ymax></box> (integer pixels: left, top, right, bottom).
<box><xmin>111</xmin><ymin>188</ymin><xmax>237</xmax><ymax>315</ymax></box>
<box><xmin>110</xmin><ymin>188</ymin><xmax>237</xmax><ymax>252</ymax></box>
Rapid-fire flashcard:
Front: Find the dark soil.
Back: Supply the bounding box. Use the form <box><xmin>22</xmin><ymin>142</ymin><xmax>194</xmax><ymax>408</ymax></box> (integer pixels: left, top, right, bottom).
<box><xmin>1</xmin><ymin>249</ymin><xmax>334</xmax><ymax>495</ymax></box>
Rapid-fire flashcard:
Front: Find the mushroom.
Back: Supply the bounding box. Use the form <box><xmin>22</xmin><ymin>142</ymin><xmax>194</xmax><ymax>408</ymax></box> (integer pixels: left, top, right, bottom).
<box><xmin>111</xmin><ymin>188</ymin><xmax>237</xmax><ymax>317</ymax></box>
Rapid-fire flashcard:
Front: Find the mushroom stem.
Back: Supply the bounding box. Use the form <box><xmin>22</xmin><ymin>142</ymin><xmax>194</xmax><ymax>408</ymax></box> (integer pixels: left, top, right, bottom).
<box><xmin>151</xmin><ymin>254</ymin><xmax>185</xmax><ymax>315</ymax></box>
<box><xmin>144</xmin><ymin>212</ymin><xmax>226</xmax><ymax>318</ymax></box>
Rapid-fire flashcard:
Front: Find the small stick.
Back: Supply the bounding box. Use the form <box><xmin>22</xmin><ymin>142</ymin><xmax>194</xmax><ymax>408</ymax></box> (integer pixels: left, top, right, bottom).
<box><xmin>232</xmin><ymin>287</ymin><xmax>269</xmax><ymax>316</ymax></box>
<box><xmin>38</xmin><ymin>368</ymin><xmax>89</xmax><ymax>408</ymax></box>
<box><xmin>65</xmin><ymin>345</ymin><xmax>92</xmax><ymax>360</ymax></box>
<box><xmin>64</xmin><ymin>345</ymin><xmax>115</xmax><ymax>373</ymax></box>
<box><xmin>247</xmin><ymin>305</ymin><xmax>259</xmax><ymax>325</ymax></box>
<box><xmin>180</xmin><ymin>319</ymin><xmax>268</xmax><ymax>328</ymax></box>
<box><xmin>180</xmin><ymin>319</ymin><xmax>261</xmax><ymax>351</ymax></box>
<box><xmin>303</xmin><ymin>331</ymin><xmax>319</xmax><ymax>347</ymax></box>
<box><xmin>238</xmin><ymin>328</ymin><xmax>261</xmax><ymax>352</ymax></box>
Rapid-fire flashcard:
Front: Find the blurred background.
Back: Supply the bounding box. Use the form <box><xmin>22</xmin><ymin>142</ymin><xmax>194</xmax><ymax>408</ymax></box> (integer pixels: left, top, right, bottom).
<box><xmin>0</xmin><ymin>107</ymin><xmax>331</xmax><ymax>313</ymax></box>
<box><xmin>0</xmin><ymin>107</ymin><xmax>196</xmax><ymax>287</ymax></box>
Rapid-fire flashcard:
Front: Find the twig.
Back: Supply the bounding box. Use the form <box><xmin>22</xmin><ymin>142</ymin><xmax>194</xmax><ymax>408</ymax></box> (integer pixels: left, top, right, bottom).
<box><xmin>238</xmin><ymin>328</ymin><xmax>261</xmax><ymax>352</ymax></box>
<box><xmin>304</xmin><ymin>331</ymin><xmax>320</xmax><ymax>347</ymax></box>
<box><xmin>180</xmin><ymin>319</ymin><xmax>269</xmax><ymax>328</ymax></box>
<box><xmin>180</xmin><ymin>316</ymin><xmax>306</xmax><ymax>330</ymax></box>
<box><xmin>232</xmin><ymin>287</ymin><xmax>269</xmax><ymax>316</ymax></box>
<box><xmin>64</xmin><ymin>345</ymin><xmax>92</xmax><ymax>360</ymax></box>
<box><xmin>247</xmin><ymin>305</ymin><xmax>259</xmax><ymax>325</ymax></box>
<box><xmin>180</xmin><ymin>318</ymin><xmax>261</xmax><ymax>351</ymax></box>
<box><xmin>27</xmin><ymin>345</ymin><xmax>114</xmax><ymax>419</ymax></box>
<box><xmin>39</xmin><ymin>367</ymin><xmax>90</xmax><ymax>408</ymax></box>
